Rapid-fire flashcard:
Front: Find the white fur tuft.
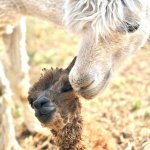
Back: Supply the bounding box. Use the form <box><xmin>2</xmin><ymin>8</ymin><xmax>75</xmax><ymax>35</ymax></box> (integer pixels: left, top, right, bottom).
<box><xmin>64</xmin><ymin>0</ymin><xmax>142</xmax><ymax>39</ymax></box>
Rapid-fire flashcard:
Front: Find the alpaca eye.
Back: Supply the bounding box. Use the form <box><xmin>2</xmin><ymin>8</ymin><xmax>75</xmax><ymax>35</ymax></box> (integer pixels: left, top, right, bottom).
<box><xmin>125</xmin><ymin>22</ymin><xmax>140</xmax><ymax>33</ymax></box>
<box><xmin>61</xmin><ymin>81</ymin><xmax>73</xmax><ymax>92</ymax></box>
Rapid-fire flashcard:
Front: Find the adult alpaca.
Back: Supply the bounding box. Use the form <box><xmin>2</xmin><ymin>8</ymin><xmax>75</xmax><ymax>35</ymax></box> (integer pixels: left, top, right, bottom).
<box><xmin>0</xmin><ymin>1</ymin><xmax>64</xmax><ymax>149</ymax></box>
<box><xmin>0</xmin><ymin>0</ymin><xmax>150</xmax><ymax>149</ymax></box>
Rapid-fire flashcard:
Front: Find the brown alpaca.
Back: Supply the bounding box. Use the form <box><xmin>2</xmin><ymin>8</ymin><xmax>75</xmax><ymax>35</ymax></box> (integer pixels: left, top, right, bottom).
<box><xmin>28</xmin><ymin>57</ymin><xmax>116</xmax><ymax>150</ymax></box>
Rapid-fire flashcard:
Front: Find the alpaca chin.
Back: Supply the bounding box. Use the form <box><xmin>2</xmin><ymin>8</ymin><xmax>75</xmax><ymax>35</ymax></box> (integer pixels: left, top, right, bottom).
<box><xmin>35</xmin><ymin>109</ymin><xmax>56</xmax><ymax>124</ymax></box>
<box><xmin>42</xmin><ymin>113</ymin><xmax>65</xmax><ymax>131</ymax></box>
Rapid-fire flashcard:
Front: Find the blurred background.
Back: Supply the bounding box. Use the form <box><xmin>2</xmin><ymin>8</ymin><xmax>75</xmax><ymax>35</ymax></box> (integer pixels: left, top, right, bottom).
<box><xmin>1</xmin><ymin>17</ymin><xmax>150</xmax><ymax>149</ymax></box>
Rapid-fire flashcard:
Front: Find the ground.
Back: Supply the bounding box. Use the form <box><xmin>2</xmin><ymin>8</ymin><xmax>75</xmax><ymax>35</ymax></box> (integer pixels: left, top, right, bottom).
<box><xmin>12</xmin><ymin>17</ymin><xmax>150</xmax><ymax>149</ymax></box>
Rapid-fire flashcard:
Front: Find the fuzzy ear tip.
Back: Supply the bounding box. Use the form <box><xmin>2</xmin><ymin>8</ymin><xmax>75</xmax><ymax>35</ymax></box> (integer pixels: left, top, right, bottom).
<box><xmin>66</xmin><ymin>56</ymin><xmax>77</xmax><ymax>72</ymax></box>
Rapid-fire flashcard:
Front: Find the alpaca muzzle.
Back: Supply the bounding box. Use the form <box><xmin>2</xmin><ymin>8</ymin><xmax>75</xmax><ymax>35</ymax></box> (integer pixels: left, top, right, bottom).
<box><xmin>33</xmin><ymin>91</ymin><xmax>56</xmax><ymax>124</ymax></box>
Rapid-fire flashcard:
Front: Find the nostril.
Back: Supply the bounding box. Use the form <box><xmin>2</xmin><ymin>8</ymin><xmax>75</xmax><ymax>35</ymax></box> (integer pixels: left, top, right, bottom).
<box><xmin>33</xmin><ymin>100</ymin><xmax>38</xmax><ymax>109</ymax></box>
<box><xmin>33</xmin><ymin>97</ymin><xmax>49</xmax><ymax>109</ymax></box>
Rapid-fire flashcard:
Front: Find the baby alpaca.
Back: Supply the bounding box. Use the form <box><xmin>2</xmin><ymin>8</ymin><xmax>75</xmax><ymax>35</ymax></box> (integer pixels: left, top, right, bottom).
<box><xmin>28</xmin><ymin>57</ymin><xmax>116</xmax><ymax>150</ymax></box>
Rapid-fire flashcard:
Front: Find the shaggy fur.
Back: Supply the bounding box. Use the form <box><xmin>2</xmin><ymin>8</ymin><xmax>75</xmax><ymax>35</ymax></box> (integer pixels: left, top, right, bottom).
<box><xmin>64</xmin><ymin>0</ymin><xmax>143</xmax><ymax>37</ymax></box>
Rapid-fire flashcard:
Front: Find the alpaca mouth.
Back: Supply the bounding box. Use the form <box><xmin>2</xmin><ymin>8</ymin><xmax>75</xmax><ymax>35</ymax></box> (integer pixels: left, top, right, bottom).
<box><xmin>80</xmin><ymin>80</ymin><xmax>95</xmax><ymax>91</ymax></box>
<box><xmin>35</xmin><ymin>107</ymin><xmax>56</xmax><ymax>124</ymax></box>
<box><xmin>79</xmin><ymin>71</ymin><xmax>111</xmax><ymax>99</ymax></box>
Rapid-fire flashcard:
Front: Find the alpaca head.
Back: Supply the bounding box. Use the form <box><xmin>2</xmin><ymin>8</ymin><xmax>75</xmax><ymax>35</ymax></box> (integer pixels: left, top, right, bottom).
<box><xmin>28</xmin><ymin>57</ymin><xmax>80</xmax><ymax>130</ymax></box>
<box><xmin>65</xmin><ymin>0</ymin><xmax>150</xmax><ymax>99</ymax></box>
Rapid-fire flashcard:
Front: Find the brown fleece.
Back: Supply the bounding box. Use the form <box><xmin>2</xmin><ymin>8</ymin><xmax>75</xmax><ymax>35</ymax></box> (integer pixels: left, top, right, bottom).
<box><xmin>28</xmin><ymin>58</ymin><xmax>116</xmax><ymax>150</ymax></box>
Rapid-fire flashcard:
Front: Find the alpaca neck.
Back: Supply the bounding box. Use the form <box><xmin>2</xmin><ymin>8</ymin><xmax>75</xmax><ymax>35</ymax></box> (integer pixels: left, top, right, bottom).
<box><xmin>51</xmin><ymin>115</ymin><xmax>86</xmax><ymax>150</ymax></box>
<box><xmin>20</xmin><ymin>0</ymin><xmax>64</xmax><ymax>25</ymax></box>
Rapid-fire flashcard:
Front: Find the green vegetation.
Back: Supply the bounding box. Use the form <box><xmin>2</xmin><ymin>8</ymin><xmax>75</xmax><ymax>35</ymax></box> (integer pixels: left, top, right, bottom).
<box><xmin>13</xmin><ymin>106</ymin><xmax>21</xmax><ymax>118</ymax></box>
<box><xmin>145</xmin><ymin>111</ymin><xmax>150</xmax><ymax>119</ymax></box>
<box><xmin>131</xmin><ymin>99</ymin><xmax>143</xmax><ymax>111</ymax></box>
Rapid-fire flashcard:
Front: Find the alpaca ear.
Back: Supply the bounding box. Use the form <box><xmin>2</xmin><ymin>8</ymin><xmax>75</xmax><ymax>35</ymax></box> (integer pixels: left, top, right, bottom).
<box><xmin>66</xmin><ymin>56</ymin><xmax>77</xmax><ymax>72</ymax></box>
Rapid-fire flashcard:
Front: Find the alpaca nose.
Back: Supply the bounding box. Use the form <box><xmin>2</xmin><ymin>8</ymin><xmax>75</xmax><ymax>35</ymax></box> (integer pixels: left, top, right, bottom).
<box><xmin>33</xmin><ymin>97</ymin><xmax>56</xmax><ymax>115</ymax></box>
<box><xmin>69</xmin><ymin>69</ymin><xmax>95</xmax><ymax>91</ymax></box>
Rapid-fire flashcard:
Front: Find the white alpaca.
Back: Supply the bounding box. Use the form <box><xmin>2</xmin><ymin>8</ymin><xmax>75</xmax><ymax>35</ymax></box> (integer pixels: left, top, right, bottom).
<box><xmin>0</xmin><ymin>0</ymin><xmax>150</xmax><ymax>149</ymax></box>
<box><xmin>65</xmin><ymin>0</ymin><xmax>150</xmax><ymax>99</ymax></box>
